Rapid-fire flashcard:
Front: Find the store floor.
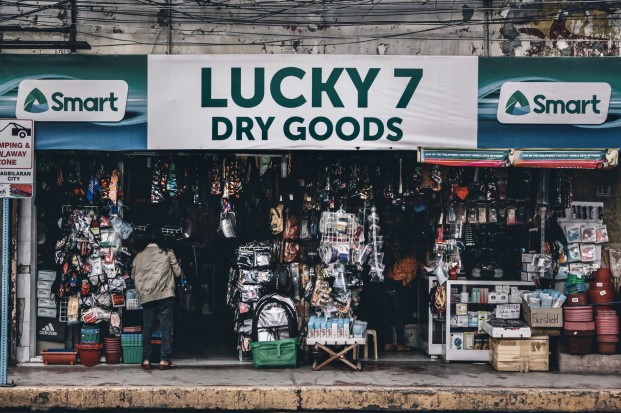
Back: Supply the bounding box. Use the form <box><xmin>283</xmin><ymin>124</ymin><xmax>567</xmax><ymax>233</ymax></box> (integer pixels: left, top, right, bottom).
<box><xmin>3</xmin><ymin>352</ymin><xmax>621</xmax><ymax>412</ymax></box>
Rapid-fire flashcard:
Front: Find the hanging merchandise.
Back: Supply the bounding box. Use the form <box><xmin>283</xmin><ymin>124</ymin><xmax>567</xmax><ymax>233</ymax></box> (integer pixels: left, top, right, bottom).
<box><xmin>219</xmin><ymin>198</ymin><xmax>237</xmax><ymax>238</ymax></box>
<box><xmin>108</xmin><ymin>169</ymin><xmax>120</xmax><ymax>203</ymax></box>
<box><xmin>151</xmin><ymin>160</ymin><xmax>168</xmax><ymax>203</ymax></box>
<box><xmin>366</xmin><ymin>207</ymin><xmax>385</xmax><ymax>282</ymax></box>
<box><xmin>270</xmin><ymin>204</ymin><xmax>285</xmax><ymax>235</ymax></box>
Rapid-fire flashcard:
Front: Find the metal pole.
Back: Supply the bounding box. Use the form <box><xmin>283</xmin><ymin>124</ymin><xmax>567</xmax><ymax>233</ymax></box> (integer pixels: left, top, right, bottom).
<box><xmin>1</xmin><ymin>198</ymin><xmax>10</xmax><ymax>385</ymax></box>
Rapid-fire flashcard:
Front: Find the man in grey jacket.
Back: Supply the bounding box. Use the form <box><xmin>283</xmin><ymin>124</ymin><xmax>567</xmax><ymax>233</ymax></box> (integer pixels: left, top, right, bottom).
<box><xmin>132</xmin><ymin>226</ymin><xmax>182</xmax><ymax>370</ymax></box>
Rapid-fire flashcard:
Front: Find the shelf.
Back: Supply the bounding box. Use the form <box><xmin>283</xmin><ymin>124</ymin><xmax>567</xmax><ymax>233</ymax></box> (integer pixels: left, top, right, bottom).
<box><xmin>445</xmin><ymin>349</ymin><xmax>490</xmax><ymax>362</ymax></box>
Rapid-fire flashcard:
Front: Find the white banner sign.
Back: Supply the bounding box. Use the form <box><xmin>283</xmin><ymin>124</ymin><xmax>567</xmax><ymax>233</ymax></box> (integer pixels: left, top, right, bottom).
<box><xmin>0</xmin><ymin>119</ymin><xmax>34</xmax><ymax>198</ymax></box>
<box><xmin>148</xmin><ymin>55</ymin><xmax>478</xmax><ymax>150</ymax></box>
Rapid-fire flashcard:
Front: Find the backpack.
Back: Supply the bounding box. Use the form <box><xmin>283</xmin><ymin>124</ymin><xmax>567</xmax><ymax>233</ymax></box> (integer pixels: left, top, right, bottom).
<box><xmin>270</xmin><ymin>204</ymin><xmax>285</xmax><ymax>235</ymax></box>
<box><xmin>273</xmin><ymin>265</ymin><xmax>294</xmax><ymax>297</ymax></box>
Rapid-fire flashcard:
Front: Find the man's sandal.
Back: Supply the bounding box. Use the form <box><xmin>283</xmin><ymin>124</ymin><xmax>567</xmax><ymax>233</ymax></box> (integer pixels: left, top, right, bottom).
<box><xmin>159</xmin><ymin>361</ymin><xmax>177</xmax><ymax>370</ymax></box>
<box><xmin>141</xmin><ymin>360</ymin><xmax>151</xmax><ymax>371</ymax></box>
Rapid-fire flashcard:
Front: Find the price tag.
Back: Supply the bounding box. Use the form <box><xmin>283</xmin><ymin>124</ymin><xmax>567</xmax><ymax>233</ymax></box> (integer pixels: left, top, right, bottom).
<box><xmin>600</xmin><ymin>290</ymin><xmax>607</xmax><ymax>296</ymax></box>
<box><xmin>596</xmin><ymin>282</ymin><xmax>604</xmax><ymax>287</ymax></box>
<box><xmin>571</xmin><ymin>297</ymin><xmax>579</xmax><ymax>303</ymax></box>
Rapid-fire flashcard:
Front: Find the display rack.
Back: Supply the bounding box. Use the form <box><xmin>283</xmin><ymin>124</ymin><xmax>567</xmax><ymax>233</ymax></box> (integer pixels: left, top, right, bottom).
<box><xmin>443</xmin><ymin>279</ymin><xmax>535</xmax><ymax>362</ymax></box>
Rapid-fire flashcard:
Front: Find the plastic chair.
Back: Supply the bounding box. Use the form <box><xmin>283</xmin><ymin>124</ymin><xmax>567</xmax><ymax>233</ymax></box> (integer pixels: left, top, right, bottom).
<box><xmin>363</xmin><ymin>329</ymin><xmax>378</xmax><ymax>360</ymax></box>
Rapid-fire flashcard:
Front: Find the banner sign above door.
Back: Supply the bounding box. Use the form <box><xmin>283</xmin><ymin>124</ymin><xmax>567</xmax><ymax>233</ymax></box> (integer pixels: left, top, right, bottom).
<box><xmin>417</xmin><ymin>148</ymin><xmax>514</xmax><ymax>167</ymax></box>
<box><xmin>148</xmin><ymin>55</ymin><xmax>479</xmax><ymax>150</ymax></box>
<box><xmin>1</xmin><ymin>55</ymin><xmax>620</xmax><ymax>151</ymax></box>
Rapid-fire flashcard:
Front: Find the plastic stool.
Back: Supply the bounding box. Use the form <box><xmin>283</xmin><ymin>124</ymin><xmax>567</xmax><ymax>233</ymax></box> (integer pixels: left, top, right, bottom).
<box><xmin>364</xmin><ymin>329</ymin><xmax>378</xmax><ymax>360</ymax></box>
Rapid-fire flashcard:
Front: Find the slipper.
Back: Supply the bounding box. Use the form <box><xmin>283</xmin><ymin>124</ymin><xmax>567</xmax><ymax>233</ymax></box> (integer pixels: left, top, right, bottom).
<box><xmin>159</xmin><ymin>361</ymin><xmax>177</xmax><ymax>370</ymax></box>
<box><xmin>141</xmin><ymin>361</ymin><xmax>151</xmax><ymax>371</ymax></box>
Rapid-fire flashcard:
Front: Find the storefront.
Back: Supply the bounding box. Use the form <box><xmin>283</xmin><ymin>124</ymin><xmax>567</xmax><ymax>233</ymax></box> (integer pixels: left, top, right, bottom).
<box><xmin>0</xmin><ymin>55</ymin><xmax>620</xmax><ymax>369</ymax></box>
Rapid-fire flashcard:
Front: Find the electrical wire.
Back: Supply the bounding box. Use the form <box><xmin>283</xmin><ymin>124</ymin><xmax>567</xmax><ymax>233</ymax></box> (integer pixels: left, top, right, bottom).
<box><xmin>0</xmin><ymin>0</ymin><xmax>618</xmax><ymax>48</ymax></box>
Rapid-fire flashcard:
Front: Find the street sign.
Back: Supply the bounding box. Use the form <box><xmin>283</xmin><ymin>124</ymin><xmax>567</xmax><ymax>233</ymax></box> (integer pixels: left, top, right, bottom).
<box><xmin>0</xmin><ymin>119</ymin><xmax>33</xmax><ymax>198</ymax></box>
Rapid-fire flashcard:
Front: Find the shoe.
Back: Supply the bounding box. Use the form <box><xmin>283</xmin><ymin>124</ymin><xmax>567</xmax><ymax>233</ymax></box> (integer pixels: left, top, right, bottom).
<box><xmin>141</xmin><ymin>360</ymin><xmax>151</xmax><ymax>371</ymax></box>
<box><xmin>159</xmin><ymin>361</ymin><xmax>178</xmax><ymax>370</ymax></box>
<box><xmin>397</xmin><ymin>345</ymin><xmax>411</xmax><ymax>352</ymax></box>
<box><xmin>384</xmin><ymin>344</ymin><xmax>395</xmax><ymax>352</ymax></box>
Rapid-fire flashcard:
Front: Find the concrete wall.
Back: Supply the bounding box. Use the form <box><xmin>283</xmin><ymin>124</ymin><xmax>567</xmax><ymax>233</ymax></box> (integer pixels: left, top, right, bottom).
<box><xmin>1</xmin><ymin>1</ymin><xmax>619</xmax><ymax>57</ymax></box>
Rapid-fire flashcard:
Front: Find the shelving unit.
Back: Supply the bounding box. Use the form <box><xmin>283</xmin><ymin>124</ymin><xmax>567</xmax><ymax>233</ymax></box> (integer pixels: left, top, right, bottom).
<box><xmin>443</xmin><ymin>279</ymin><xmax>535</xmax><ymax>362</ymax></box>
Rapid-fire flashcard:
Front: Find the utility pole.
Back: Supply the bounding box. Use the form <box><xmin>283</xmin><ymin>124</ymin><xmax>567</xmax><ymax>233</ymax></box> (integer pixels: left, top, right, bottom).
<box><xmin>168</xmin><ymin>0</ymin><xmax>173</xmax><ymax>54</ymax></box>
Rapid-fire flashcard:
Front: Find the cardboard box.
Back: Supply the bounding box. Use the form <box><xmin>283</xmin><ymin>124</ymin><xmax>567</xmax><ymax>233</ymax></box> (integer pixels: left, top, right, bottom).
<box><xmin>523</xmin><ymin>263</ymin><xmax>540</xmax><ymax>272</ymax></box>
<box><xmin>522</xmin><ymin>253</ymin><xmax>534</xmax><ymax>263</ymax></box>
<box><xmin>490</xmin><ymin>336</ymin><xmax>549</xmax><ymax>372</ymax></box>
<box><xmin>468</xmin><ymin>312</ymin><xmax>479</xmax><ymax>327</ymax></box>
<box><xmin>497</xmin><ymin>293</ymin><xmax>509</xmax><ymax>303</ymax></box>
<box><xmin>456</xmin><ymin>303</ymin><xmax>468</xmax><ymax>315</ymax></box>
<box><xmin>37</xmin><ymin>270</ymin><xmax>57</xmax><ymax>282</ymax></box>
<box><xmin>521</xmin><ymin>299</ymin><xmax>563</xmax><ymax>328</ymax></box>
<box><xmin>464</xmin><ymin>332</ymin><xmax>475</xmax><ymax>350</ymax></box>
<box><xmin>488</xmin><ymin>292</ymin><xmax>498</xmax><ymax>304</ymax></box>
<box><xmin>457</xmin><ymin>315</ymin><xmax>469</xmax><ymax>327</ymax></box>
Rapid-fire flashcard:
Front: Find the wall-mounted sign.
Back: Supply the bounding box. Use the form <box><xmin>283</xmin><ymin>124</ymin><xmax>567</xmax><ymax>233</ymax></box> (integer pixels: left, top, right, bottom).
<box><xmin>16</xmin><ymin>80</ymin><xmax>128</xmax><ymax>122</ymax></box>
<box><xmin>596</xmin><ymin>185</ymin><xmax>612</xmax><ymax>197</ymax></box>
<box><xmin>148</xmin><ymin>55</ymin><xmax>478</xmax><ymax>150</ymax></box>
<box><xmin>497</xmin><ymin>82</ymin><xmax>611</xmax><ymax>125</ymax></box>
<box><xmin>418</xmin><ymin>147</ymin><xmax>513</xmax><ymax>167</ymax></box>
<box><xmin>513</xmin><ymin>149</ymin><xmax>618</xmax><ymax>169</ymax></box>
<box><xmin>0</xmin><ymin>119</ymin><xmax>33</xmax><ymax>198</ymax></box>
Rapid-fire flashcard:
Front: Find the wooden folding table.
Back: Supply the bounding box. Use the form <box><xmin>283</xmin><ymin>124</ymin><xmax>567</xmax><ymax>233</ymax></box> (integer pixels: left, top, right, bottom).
<box><xmin>306</xmin><ymin>336</ymin><xmax>367</xmax><ymax>371</ymax></box>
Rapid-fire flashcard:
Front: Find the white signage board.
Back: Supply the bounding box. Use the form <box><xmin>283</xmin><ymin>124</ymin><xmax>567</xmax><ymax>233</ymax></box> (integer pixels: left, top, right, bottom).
<box><xmin>0</xmin><ymin>119</ymin><xmax>34</xmax><ymax>198</ymax></box>
<box><xmin>148</xmin><ymin>55</ymin><xmax>478</xmax><ymax>150</ymax></box>
<box><xmin>497</xmin><ymin>82</ymin><xmax>611</xmax><ymax>125</ymax></box>
<box><xmin>495</xmin><ymin>304</ymin><xmax>521</xmax><ymax>319</ymax></box>
<box><xmin>16</xmin><ymin>80</ymin><xmax>128</xmax><ymax>122</ymax></box>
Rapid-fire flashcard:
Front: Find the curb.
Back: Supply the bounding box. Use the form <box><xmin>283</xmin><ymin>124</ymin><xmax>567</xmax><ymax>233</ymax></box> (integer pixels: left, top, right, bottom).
<box><xmin>2</xmin><ymin>386</ymin><xmax>621</xmax><ymax>411</ymax></box>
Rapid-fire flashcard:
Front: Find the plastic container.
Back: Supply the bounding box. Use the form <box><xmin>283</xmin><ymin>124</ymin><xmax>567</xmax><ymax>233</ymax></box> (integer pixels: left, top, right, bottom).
<box><xmin>105</xmin><ymin>351</ymin><xmax>122</xmax><ymax>364</ymax></box>
<box><xmin>41</xmin><ymin>349</ymin><xmax>78</xmax><ymax>365</ymax></box>
<box><xmin>75</xmin><ymin>343</ymin><xmax>103</xmax><ymax>366</ymax></box>
<box><xmin>122</xmin><ymin>346</ymin><xmax>143</xmax><ymax>364</ymax></box>
<box><xmin>250</xmin><ymin>338</ymin><xmax>298</xmax><ymax>368</ymax></box>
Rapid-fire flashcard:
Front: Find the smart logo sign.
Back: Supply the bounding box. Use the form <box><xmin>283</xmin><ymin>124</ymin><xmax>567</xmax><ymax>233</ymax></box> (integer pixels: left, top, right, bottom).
<box><xmin>148</xmin><ymin>55</ymin><xmax>479</xmax><ymax>150</ymax></box>
<box><xmin>497</xmin><ymin>82</ymin><xmax>611</xmax><ymax>125</ymax></box>
<box><xmin>16</xmin><ymin>80</ymin><xmax>128</xmax><ymax>122</ymax></box>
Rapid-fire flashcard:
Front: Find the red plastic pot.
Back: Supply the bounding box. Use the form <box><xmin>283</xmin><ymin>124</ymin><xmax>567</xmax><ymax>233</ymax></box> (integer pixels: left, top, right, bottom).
<box><xmin>563</xmin><ymin>329</ymin><xmax>596</xmax><ymax>337</ymax></box>
<box><xmin>588</xmin><ymin>290</ymin><xmax>614</xmax><ymax>304</ymax></box>
<box><xmin>105</xmin><ymin>351</ymin><xmax>122</xmax><ymax>364</ymax></box>
<box><xmin>594</xmin><ymin>305</ymin><xmax>615</xmax><ymax>314</ymax></box>
<box><xmin>597</xmin><ymin>334</ymin><xmax>620</xmax><ymax>342</ymax></box>
<box><xmin>567</xmin><ymin>293</ymin><xmax>587</xmax><ymax>306</ymax></box>
<box><xmin>75</xmin><ymin>343</ymin><xmax>103</xmax><ymax>367</ymax></box>
<box><xmin>594</xmin><ymin>268</ymin><xmax>612</xmax><ymax>283</ymax></box>
<box><xmin>590</xmin><ymin>282</ymin><xmax>613</xmax><ymax>290</ymax></box>
<box><xmin>564</xmin><ymin>321</ymin><xmax>595</xmax><ymax>331</ymax></box>
<box><xmin>566</xmin><ymin>335</ymin><xmax>594</xmax><ymax>355</ymax></box>
<box><xmin>597</xmin><ymin>341</ymin><xmax>617</xmax><ymax>355</ymax></box>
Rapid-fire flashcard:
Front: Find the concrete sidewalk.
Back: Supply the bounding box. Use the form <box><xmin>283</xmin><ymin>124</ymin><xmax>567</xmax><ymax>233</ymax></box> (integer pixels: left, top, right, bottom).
<box><xmin>1</xmin><ymin>356</ymin><xmax>621</xmax><ymax>411</ymax></box>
